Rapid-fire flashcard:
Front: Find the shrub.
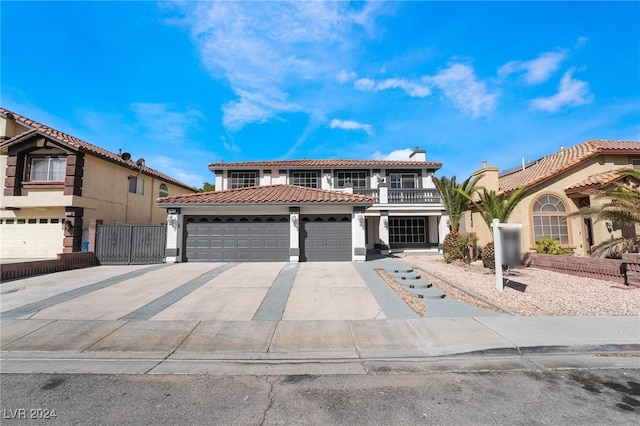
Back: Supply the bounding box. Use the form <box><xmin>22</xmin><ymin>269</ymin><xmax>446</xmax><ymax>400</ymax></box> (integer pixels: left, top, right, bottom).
<box><xmin>535</xmin><ymin>237</ymin><xmax>573</xmax><ymax>256</ymax></box>
<box><xmin>456</xmin><ymin>234</ymin><xmax>479</xmax><ymax>264</ymax></box>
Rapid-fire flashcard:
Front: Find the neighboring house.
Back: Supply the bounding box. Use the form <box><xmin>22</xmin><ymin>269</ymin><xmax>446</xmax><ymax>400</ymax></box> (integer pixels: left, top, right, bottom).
<box><xmin>0</xmin><ymin>108</ymin><xmax>196</xmax><ymax>259</ymax></box>
<box><xmin>461</xmin><ymin>140</ymin><xmax>640</xmax><ymax>256</ymax></box>
<box><xmin>158</xmin><ymin>150</ymin><xmax>446</xmax><ymax>262</ymax></box>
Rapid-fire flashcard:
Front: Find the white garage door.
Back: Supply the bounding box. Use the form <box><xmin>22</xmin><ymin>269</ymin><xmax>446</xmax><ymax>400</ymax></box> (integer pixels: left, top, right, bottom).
<box><xmin>0</xmin><ymin>218</ymin><xmax>64</xmax><ymax>259</ymax></box>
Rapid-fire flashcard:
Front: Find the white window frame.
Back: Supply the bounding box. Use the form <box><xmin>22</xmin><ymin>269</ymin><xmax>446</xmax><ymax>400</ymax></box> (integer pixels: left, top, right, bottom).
<box><xmin>389</xmin><ymin>173</ymin><xmax>418</xmax><ymax>189</ymax></box>
<box><xmin>335</xmin><ymin>171</ymin><xmax>368</xmax><ymax>189</ymax></box>
<box><xmin>29</xmin><ymin>157</ymin><xmax>66</xmax><ymax>182</ymax></box>
<box><xmin>229</xmin><ymin>171</ymin><xmax>257</xmax><ymax>189</ymax></box>
<box><xmin>289</xmin><ymin>171</ymin><xmax>319</xmax><ymax>188</ymax></box>
<box><xmin>532</xmin><ymin>194</ymin><xmax>569</xmax><ymax>245</ymax></box>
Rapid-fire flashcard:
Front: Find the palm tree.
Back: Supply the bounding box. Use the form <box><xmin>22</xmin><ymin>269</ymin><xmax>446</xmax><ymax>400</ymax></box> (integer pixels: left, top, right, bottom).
<box><xmin>432</xmin><ymin>175</ymin><xmax>482</xmax><ymax>261</ymax></box>
<box><xmin>463</xmin><ymin>187</ymin><xmax>529</xmax><ymax>269</ymax></box>
<box><xmin>575</xmin><ymin>169</ymin><xmax>640</xmax><ymax>258</ymax></box>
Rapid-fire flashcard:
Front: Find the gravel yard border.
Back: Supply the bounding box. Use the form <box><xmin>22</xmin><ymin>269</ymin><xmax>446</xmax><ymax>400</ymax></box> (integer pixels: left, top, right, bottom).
<box><xmin>397</xmin><ymin>254</ymin><xmax>640</xmax><ymax>316</ymax></box>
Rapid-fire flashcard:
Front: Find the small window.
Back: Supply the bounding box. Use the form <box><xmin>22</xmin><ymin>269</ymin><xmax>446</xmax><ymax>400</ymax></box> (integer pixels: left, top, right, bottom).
<box><xmin>29</xmin><ymin>157</ymin><xmax>66</xmax><ymax>182</ymax></box>
<box><xmin>50</xmin><ymin>218</ymin><xmax>60</xmax><ymax>224</ymax></box>
<box><xmin>290</xmin><ymin>171</ymin><xmax>319</xmax><ymax>188</ymax></box>
<box><xmin>229</xmin><ymin>171</ymin><xmax>257</xmax><ymax>189</ymax></box>
<box><xmin>159</xmin><ymin>183</ymin><xmax>169</xmax><ymax>197</ymax></box>
<box><xmin>335</xmin><ymin>171</ymin><xmax>368</xmax><ymax>189</ymax></box>
<box><xmin>6</xmin><ymin>219</ymin><xmax>14</xmax><ymax>224</ymax></box>
<box><xmin>390</xmin><ymin>173</ymin><xmax>418</xmax><ymax>189</ymax></box>
<box><xmin>632</xmin><ymin>159</ymin><xmax>640</xmax><ymax>170</ymax></box>
<box><xmin>128</xmin><ymin>176</ymin><xmax>145</xmax><ymax>195</ymax></box>
<box><xmin>17</xmin><ymin>219</ymin><xmax>25</xmax><ymax>224</ymax></box>
<box><xmin>28</xmin><ymin>219</ymin><xmax>37</xmax><ymax>224</ymax></box>
<box><xmin>39</xmin><ymin>219</ymin><xmax>48</xmax><ymax>224</ymax></box>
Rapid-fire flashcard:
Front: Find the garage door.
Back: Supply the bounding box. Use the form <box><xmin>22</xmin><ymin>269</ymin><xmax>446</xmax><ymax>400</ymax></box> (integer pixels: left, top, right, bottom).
<box><xmin>184</xmin><ymin>215</ymin><xmax>290</xmax><ymax>262</ymax></box>
<box><xmin>0</xmin><ymin>218</ymin><xmax>64</xmax><ymax>259</ymax></box>
<box><xmin>300</xmin><ymin>215</ymin><xmax>352</xmax><ymax>261</ymax></box>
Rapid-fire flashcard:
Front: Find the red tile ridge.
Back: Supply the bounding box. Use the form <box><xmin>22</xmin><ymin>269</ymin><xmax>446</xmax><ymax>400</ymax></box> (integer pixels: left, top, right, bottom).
<box><xmin>157</xmin><ymin>184</ymin><xmax>375</xmax><ymax>205</ymax></box>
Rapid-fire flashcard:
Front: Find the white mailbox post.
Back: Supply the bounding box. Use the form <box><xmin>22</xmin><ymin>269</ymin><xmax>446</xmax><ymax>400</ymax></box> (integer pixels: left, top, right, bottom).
<box><xmin>492</xmin><ymin>218</ymin><xmax>523</xmax><ymax>292</ymax></box>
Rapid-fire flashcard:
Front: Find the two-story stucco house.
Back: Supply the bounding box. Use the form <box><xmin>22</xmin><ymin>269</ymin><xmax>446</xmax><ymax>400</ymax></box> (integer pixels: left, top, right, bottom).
<box><xmin>462</xmin><ymin>140</ymin><xmax>640</xmax><ymax>257</ymax></box>
<box><xmin>0</xmin><ymin>108</ymin><xmax>196</xmax><ymax>259</ymax></box>
<box><xmin>158</xmin><ymin>149</ymin><xmax>447</xmax><ymax>262</ymax></box>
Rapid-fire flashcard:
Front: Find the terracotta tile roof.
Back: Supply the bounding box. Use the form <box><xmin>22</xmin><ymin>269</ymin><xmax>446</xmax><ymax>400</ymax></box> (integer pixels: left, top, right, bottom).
<box><xmin>564</xmin><ymin>168</ymin><xmax>630</xmax><ymax>194</ymax></box>
<box><xmin>0</xmin><ymin>107</ymin><xmax>196</xmax><ymax>191</ymax></box>
<box><xmin>157</xmin><ymin>184</ymin><xmax>375</xmax><ymax>205</ymax></box>
<box><xmin>498</xmin><ymin>140</ymin><xmax>640</xmax><ymax>193</ymax></box>
<box><xmin>209</xmin><ymin>159</ymin><xmax>442</xmax><ymax>169</ymax></box>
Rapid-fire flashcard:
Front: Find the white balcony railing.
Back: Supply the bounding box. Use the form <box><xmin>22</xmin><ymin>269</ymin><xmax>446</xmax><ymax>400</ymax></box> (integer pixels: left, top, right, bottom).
<box><xmin>388</xmin><ymin>189</ymin><xmax>441</xmax><ymax>204</ymax></box>
<box><xmin>354</xmin><ymin>188</ymin><xmax>441</xmax><ymax>204</ymax></box>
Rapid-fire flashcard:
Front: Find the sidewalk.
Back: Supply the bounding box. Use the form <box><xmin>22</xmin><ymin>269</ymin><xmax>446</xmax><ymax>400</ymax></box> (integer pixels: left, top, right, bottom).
<box><xmin>1</xmin><ymin>316</ymin><xmax>638</xmax><ymax>375</ymax></box>
<box><xmin>1</xmin><ymin>258</ymin><xmax>638</xmax><ymax>375</ymax></box>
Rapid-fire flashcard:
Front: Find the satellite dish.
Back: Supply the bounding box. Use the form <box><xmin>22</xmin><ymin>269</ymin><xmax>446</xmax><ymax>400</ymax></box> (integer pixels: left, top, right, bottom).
<box><xmin>121</xmin><ymin>152</ymin><xmax>131</xmax><ymax>161</ymax></box>
<box><xmin>136</xmin><ymin>158</ymin><xmax>145</xmax><ymax>167</ymax></box>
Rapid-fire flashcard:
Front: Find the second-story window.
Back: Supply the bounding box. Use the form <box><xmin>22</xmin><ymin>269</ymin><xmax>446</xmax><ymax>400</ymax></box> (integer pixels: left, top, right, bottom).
<box><xmin>390</xmin><ymin>173</ymin><xmax>417</xmax><ymax>189</ymax></box>
<box><xmin>335</xmin><ymin>171</ymin><xmax>367</xmax><ymax>189</ymax></box>
<box><xmin>128</xmin><ymin>176</ymin><xmax>145</xmax><ymax>195</ymax></box>
<box><xmin>29</xmin><ymin>157</ymin><xmax>66</xmax><ymax>182</ymax></box>
<box><xmin>159</xmin><ymin>183</ymin><xmax>169</xmax><ymax>197</ymax></box>
<box><xmin>229</xmin><ymin>171</ymin><xmax>257</xmax><ymax>189</ymax></box>
<box><xmin>290</xmin><ymin>171</ymin><xmax>318</xmax><ymax>188</ymax></box>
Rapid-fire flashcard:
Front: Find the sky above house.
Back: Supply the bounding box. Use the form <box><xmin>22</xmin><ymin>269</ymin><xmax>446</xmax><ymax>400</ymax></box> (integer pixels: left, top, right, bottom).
<box><xmin>2</xmin><ymin>1</ymin><xmax>639</xmax><ymax>189</ymax></box>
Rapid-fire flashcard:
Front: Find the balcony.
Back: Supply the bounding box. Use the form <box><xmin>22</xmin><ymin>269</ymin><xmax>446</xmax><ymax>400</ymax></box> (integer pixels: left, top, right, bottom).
<box><xmin>354</xmin><ymin>188</ymin><xmax>441</xmax><ymax>204</ymax></box>
<box><xmin>390</xmin><ymin>188</ymin><xmax>441</xmax><ymax>203</ymax></box>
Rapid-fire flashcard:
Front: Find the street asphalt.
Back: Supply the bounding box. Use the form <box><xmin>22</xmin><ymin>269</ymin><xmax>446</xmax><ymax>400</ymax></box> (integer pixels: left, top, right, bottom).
<box><xmin>1</xmin><ymin>258</ymin><xmax>638</xmax><ymax>375</ymax></box>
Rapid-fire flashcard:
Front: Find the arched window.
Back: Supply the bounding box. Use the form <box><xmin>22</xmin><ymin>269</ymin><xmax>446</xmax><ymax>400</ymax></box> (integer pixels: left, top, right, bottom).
<box><xmin>159</xmin><ymin>183</ymin><xmax>168</xmax><ymax>197</ymax></box>
<box><xmin>532</xmin><ymin>195</ymin><xmax>569</xmax><ymax>245</ymax></box>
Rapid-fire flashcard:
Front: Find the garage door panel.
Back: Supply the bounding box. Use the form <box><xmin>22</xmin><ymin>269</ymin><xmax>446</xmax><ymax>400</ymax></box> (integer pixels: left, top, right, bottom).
<box><xmin>185</xmin><ymin>216</ymin><xmax>289</xmax><ymax>262</ymax></box>
<box><xmin>301</xmin><ymin>215</ymin><xmax>352</xmax><ymax>262</ymax></box>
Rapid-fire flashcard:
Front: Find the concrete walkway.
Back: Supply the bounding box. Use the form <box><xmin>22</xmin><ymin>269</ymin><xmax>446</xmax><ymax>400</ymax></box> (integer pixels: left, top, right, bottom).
<box><xmin>1</xmin><ymin>259</ymin><xmax>638</xmax><ymax>375</ymax></box>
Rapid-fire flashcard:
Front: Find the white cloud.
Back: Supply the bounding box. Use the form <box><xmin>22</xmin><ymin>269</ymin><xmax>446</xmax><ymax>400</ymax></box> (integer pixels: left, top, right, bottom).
<box><xmin>426</xmin><ymin>64</ymin><xmax>497</xmax><ymax>117</ymax></box>
<box><xmin>329</xmin><ymin>119</ymin><xmax>372</xmax><ymax>135</ymax></box>
<box><xmin>376</xmin><ymin>78</ymin><xmax>431</xmax><ymax>98</ymax></box>
<box><xmin>354</xmin><ymin>77</ymin><xmax>431</xmax><ymax>98</ymax></box>
<box><xmin>336</xmin><ymin>69</ymin><xmax>357</xmax><ymax>83</ymax></box>
<box><xmin>354</xmin><ymin>78</ymin><xmax>376</xmax><ymax>91</ymax></box>
<box><xmin>498</xmin><ymin>50</ymin><xmax>567</xmax><ymax>84</ymax></box>
<box><xmin>148</xmin><ymin>155</ymin><xmax>207</xmax><ymax>188</ymax></box>
<box><xmin>530</xmin><ymin>68</ymin><xmax>593</xmax><ymax>112</ymax></box>
<box><xmin>372</xmin><ymin>148</ymin><xmax>413</xmax><ymax>161</ymax></box>
<box><xmin>173</xmin><ymin>1</ymin><xmax>384</xmax><ymax>132</ymax></box>
<box><xmin>130</xmin><ymin>103</ymin><xmax>201</xmax><ymax>142</ymax></box>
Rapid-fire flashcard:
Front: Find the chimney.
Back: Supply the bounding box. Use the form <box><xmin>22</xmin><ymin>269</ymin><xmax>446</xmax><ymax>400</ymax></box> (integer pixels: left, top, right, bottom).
<box><xmin>473</xmin><ymin>159</ymin><xmax>499</xmax><ymax>192</ymax></box>
<box><xmin>409</xmin><ymin>146</ymin><xmax>426</xmax><ymax>162</ymax></box>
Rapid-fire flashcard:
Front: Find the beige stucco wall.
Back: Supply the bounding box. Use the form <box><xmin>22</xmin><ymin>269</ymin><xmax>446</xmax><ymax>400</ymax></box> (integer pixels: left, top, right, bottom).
<box><xmin>80</xmin><ymin>156</ymin><xmax>195</xmax><ymax>227</ymax></box>
<box><xmin>462</xmin><ymin>154</ymin><xmax>637</xmax><ymax>256</ymax></box>
<box><xmin>0</xmin><ymin>117</ymin><xmax>30</xmax><ymax>140</ymax></box>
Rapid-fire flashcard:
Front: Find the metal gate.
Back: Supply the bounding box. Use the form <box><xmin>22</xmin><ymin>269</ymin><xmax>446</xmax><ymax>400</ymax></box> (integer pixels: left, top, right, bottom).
<box><xmin>95</xmin><ymin>224</ymin><xmax>166</xmax><ymax>264</ymax></box>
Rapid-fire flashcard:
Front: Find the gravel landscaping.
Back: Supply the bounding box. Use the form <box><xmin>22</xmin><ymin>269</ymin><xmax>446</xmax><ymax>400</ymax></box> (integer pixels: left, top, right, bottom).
<box><xmin>397</xmin><ymin>254</ymin><xmax>640</xmax><ymax>316</ymax></box>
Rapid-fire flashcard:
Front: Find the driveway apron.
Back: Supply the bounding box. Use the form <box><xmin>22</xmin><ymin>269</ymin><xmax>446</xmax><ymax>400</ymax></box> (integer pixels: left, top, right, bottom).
<box><xmin>282</xmin><ymin>263</ymin><xmax>386</xmax><ymax>320</ymax></box>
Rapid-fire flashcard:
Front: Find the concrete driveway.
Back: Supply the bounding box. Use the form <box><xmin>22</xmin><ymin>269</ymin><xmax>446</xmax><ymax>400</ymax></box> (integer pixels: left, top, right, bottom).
<box><xmin>1</xmin><ymin>262</ymin><xmax>390</xmax><ymax>322</ymax></box>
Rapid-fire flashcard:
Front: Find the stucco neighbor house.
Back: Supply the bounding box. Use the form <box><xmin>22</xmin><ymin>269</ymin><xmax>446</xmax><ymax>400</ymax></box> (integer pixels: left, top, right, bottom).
<box><xmin>0</xmin><ymin>108</ymin><xmax>197</xmax><ymax>259</ymax></box>
<box><xmin>461</xmin><ymin>140</ymin><xmax>640</xmax><ymax>257</ymax></box>
<box><xmin>158</xmin><ymin>150</ymin><xmax>447</xmax><ymax>262</ymax></box>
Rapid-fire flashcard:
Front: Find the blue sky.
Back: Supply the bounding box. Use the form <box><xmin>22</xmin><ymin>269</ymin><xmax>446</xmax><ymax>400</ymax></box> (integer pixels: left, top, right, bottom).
<box><xmin>2</xmin><ymin>1</ymin><xmax>639</xmax><ymax>188</ymax></box>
